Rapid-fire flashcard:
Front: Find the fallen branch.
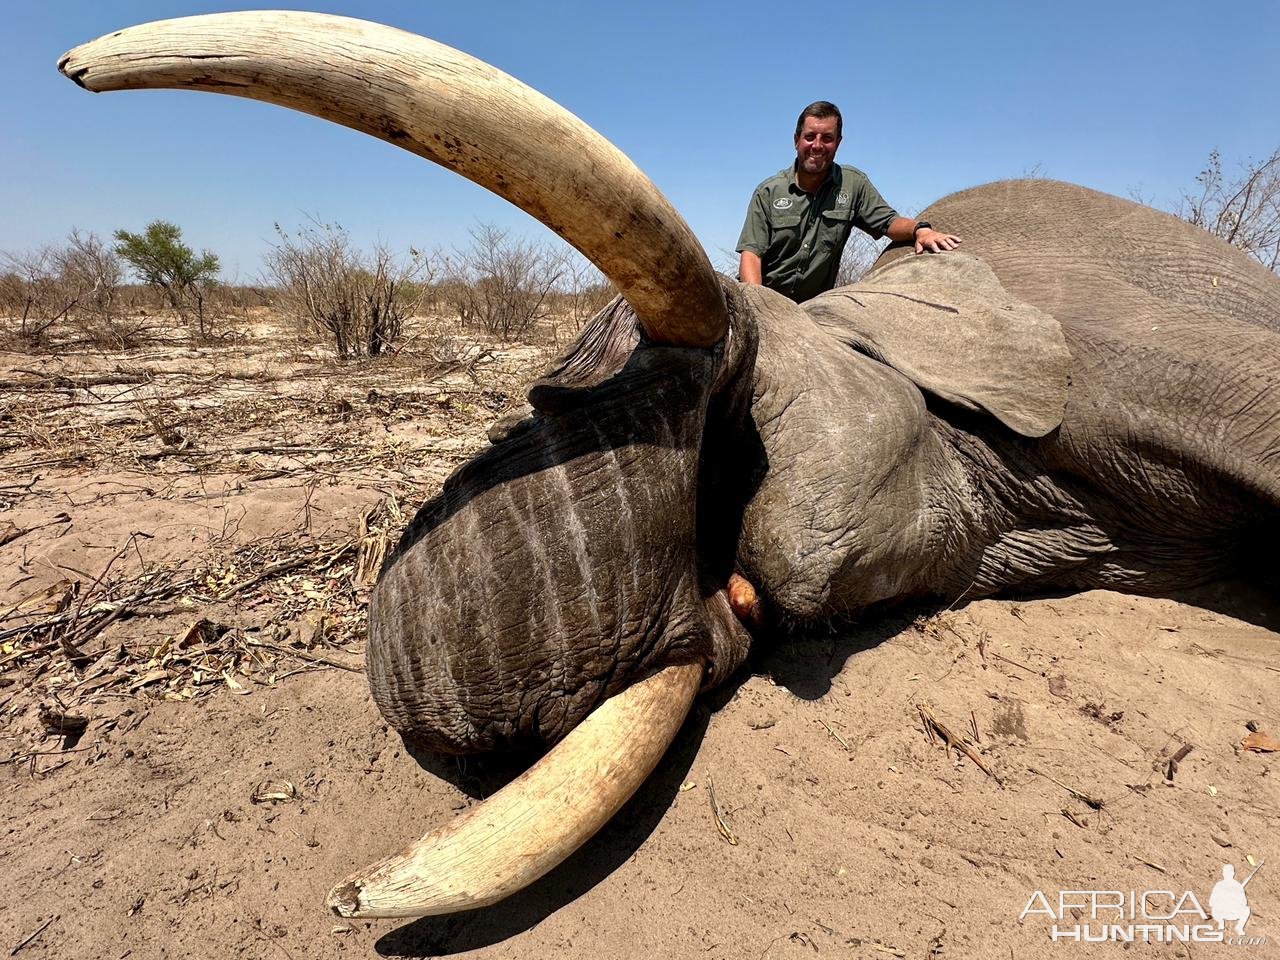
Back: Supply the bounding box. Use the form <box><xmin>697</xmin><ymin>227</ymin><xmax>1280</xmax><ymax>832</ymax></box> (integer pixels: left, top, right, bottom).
<box><xmin>1028</xmin><ymin>766</ymin><xmax>1105</xmax><ymax>810</ymax></box>
<box><xmin>214</xmin><ymin>539</ymin><xmax>356</xmax><ymax>601</ymax></box>
<box><xmin>818</xmin><ymin>718</ymin><xmax>851</xmax><ymax>751</ymax></box>
<box><xmin>1166</xmin><ymin>742</ymin><xmax>1194</xmax><ymax>781</ymax></box>
<box><xmin>244</xmin><ymin>639</ymin><xmax>362</xmax><ymax>673</ymax></box>
<box><xmin>706</xmin><ymin>774</ymin><xmax>739</xmax><ymax>845</ymax></box>
<box><xmin>3</xmin><ymin>455</ymin><xmax>89</xmax><ymax>471</ymax></box>
<box><xmin>0</xmin><ymin>576</ymin><xmax>191</xmax><ymax>644</ymax></box>
<box><xmin>8</xmin><ymin>914</ymin><xmax>57</xmax><ymax>956</ymax></box>
<box><xmin>990</xmin><ymin>651</ymin><xmax>1044</xmax><ymax>677</ymax></box>
<box><xmin>135</xmin><ymin>444</ymin><xmax>348</xmax><ymax>462</ymax></box>
<box><xmin>917</xmin><ymin>703</ymin><xmax>1001</xmax><ymax>784</ymax></box>
<box><xmin>7</xmin><ymin>369</ymin><xmax>151</xmax><ymax>390</ymax></box>
<box><xmin>0</xmin><ymin>513</ymin><xmax>71</xmax><ymax>548</ymax></box>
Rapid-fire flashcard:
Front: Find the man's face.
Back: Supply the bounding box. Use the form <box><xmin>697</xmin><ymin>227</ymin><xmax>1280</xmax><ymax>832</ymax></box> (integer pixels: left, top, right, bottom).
<box><xmin>794</xmin><ymin>115</ymin><xmax>841</xmax><ymax>179</ymax></box>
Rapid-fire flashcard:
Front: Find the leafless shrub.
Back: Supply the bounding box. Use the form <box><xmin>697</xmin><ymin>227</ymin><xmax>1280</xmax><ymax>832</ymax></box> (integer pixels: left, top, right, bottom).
<box><xmin>0</xmin><ymin>269</ymin><xmax>19</xmax><ymax>321</ymax></box>
<box><xmin>1178</xmin><ymin>147</ymin><xmax>1280</xmax><ymax>272</ymax></box>
<box><xmin>442</xmin><ymin>223</ymin><xmax>565</xmax><ymax>341</ymax></box>
<box><xmin>60</xmin><ymin>230</ymin><xmax>152</xmax><ymax>348</ymax></box>
<box><xmin>61</xmin><ymin>231</ymin><xmax>121</xmax><ymax>316</ymax></box>
<box><xmin>1</xmin><ymin>232</ymin><xmax>134</xmax><ymax>346</ymax></box>
<box><xmin>835</xmin><ymin>230</ymin><xmax>887</xmax><ymax>287</ymax></box>
<box><xmin>203</xmin><ymin>284</ymin><xmax>272</xmax><ymax>339</ymax></box>
<box><xmin>265</xmin><ymin>220</ymin><xmax>437</xmax><ymax>358</ymax></box>
<box><xmin>0</xmin><ymin>246</ymin><xmax>81</xmax><ymax>343</ymax></box>
<box><xmin>710</xmin><ymin>246</ymin><xmax>741</xmax><ymax>278</ymax></box>
<box><xmin>553</xmin><ymin>253</ymin><xmax>617</xmax><ymax>335</ymax></box>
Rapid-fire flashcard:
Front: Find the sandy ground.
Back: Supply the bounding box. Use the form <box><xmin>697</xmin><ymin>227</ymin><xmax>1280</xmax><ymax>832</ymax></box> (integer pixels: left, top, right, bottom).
<box><xmin>2</xmin><ymin>318</ymin><xmax>1277</xmax><ymax>959</ymax></box>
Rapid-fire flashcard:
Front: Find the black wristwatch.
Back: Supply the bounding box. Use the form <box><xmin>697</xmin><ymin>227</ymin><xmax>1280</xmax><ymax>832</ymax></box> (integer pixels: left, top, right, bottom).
<box><xmin>913</xmin><ymin>220</ymin><xmax>932</xmax><ymax>236</ymax></box>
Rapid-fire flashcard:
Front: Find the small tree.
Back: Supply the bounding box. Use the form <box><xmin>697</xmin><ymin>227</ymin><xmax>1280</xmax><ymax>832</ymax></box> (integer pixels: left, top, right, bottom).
<box><xmin>1179</xmin><ymin>147</ymin><xmax>1280</xmax><ymax>273</ymax></box>
<box><xmin>113</xmin><ymin>220</ymin><xmax>221</xmax><ymax>337</ymax></box>
<box><xmin>443</xmin><ymin>223</ymin><xmax>564</xmax><ymax>341</ymax></box>
<box><xmin>265</xmin><ymin>220</ymin><xmax>435</xmax><ymax>358</ymax></box>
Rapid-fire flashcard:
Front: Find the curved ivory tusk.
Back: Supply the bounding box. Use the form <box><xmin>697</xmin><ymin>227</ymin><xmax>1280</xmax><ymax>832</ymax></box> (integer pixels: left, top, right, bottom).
<box><xmin>58</xmin><ymin>12</ymin><xmax>726</xmax><ymax>347</ymax></box>
<box><xmin>326</xmin><ymin>661</ymin><xmax>702</xmax><ymax>918</ymax></box>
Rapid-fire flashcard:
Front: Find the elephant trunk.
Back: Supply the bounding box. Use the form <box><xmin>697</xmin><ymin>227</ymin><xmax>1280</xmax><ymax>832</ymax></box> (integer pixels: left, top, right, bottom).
<box><xmin>57</xmin><ymin>11</ymin><xmax>727</xmax><ymax>347</ymax></box>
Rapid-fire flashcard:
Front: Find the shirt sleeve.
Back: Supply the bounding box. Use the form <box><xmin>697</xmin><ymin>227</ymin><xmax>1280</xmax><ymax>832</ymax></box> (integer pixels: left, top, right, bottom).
<box><xmin>852</xmin><ymin>177</ymin><xmax>898</xmax><ymax>239</ymax></box>
<box><xmin>735</xmin><ymin>187</ymin><xmax>770</xmax><ymax>255</ymax></box>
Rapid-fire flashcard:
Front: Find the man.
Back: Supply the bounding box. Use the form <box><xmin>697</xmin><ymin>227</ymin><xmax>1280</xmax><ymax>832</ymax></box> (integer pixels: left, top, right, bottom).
<box><xmin>737</xmin><ymin>101</ymin><xmax>961</xmax><ymax>303</ymax></box>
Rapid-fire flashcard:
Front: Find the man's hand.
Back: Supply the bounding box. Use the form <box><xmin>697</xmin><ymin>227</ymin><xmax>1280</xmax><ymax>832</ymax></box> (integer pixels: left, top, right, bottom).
<box><xmin>885</xmin><ymin>217</ymin><xmax>962</xmax><ymax>254</ymax></box>
<box><xmin>914</xmin><ymin>229</ymin><xmax>962</xmax><ymax>254</ymax></box>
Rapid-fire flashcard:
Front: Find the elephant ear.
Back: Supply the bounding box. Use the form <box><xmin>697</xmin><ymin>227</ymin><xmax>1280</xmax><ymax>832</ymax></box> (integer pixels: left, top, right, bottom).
<box><xmin>804</xmin><ymin>254</ymin><xmax>1071</xmax><ymax>437</ymax></box>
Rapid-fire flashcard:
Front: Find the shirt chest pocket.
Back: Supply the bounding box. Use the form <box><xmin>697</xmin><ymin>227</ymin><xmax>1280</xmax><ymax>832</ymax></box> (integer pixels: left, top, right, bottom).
<box><xmin>767</xmin><ymin>211</ymin><xmax>803</xmax><ymax>257</ymax></box>
<box><xmin>817</xmin><ymin>206</ymin><xmax>854</xmax><ymax>247</ymax></box>
<box><xmin>769</xmin><ymin>212</ymin><xmax>803</xmax><ymax>233</ymax></box>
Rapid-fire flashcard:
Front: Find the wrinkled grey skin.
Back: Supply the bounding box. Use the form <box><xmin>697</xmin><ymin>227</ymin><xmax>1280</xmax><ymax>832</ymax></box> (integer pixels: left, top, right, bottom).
<box><xmin>370</xmin><ymin>180</ymin><xmax>1280</xmax><ymax>754</ymax></box>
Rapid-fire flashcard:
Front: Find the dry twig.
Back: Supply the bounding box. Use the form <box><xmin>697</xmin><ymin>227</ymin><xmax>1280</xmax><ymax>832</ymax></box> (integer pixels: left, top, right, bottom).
<box><xmin>706</xmin><ymin>775</ymin><xmax>739</xmax><ymax>845</ymax></box>
<box><xmin>1027</xmin><ymin>765</ymin><xmax>1105</xmax><ymax>810</ymax></box>
<box><xmin>8</xmin><ymin>914</ymin><xmax>57</xmax><ymax>956</ymax></box>
<box><xmin>917</xmin><ymin>703</ymin><xmax>1001</xmax><ymax>784</ymax></box>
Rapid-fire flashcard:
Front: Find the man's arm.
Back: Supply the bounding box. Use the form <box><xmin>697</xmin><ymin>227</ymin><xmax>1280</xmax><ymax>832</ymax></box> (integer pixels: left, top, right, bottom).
<box><xmin>885</xmin><ymin>216</ymin><xmax>962</xmax><ymax>254</ymax></box>
<box><xmin>736</xmin><ymin>184</ymin><xmax>771</xmax><ymax>286</ymax></box>
<box><xmin>850</xmin><ymin>176</ymin><xmax>961</xmax><ymax>254</ymax></box>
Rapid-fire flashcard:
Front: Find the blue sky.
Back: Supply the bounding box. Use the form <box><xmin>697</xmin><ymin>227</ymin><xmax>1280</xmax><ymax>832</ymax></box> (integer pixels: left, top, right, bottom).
<box><xmin>3</xmin><ymin>1</ymin><xmax>1278</xmax><ymax>279</ymax></box>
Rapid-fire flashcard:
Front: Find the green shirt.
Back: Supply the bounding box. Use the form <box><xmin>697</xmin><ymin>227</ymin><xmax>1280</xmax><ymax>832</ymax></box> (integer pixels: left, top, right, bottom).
<box><xmin>736</xmin><ymin>163</ymin><xmax>898</xmax><ymax>302</ymax></box>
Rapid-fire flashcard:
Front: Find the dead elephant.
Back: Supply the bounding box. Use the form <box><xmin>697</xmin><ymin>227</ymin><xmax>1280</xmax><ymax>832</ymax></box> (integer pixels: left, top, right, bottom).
<box><xmin>61</xmin><ymin>11</ymin><xmax>1280</xmax><ymax>921</ymax></box>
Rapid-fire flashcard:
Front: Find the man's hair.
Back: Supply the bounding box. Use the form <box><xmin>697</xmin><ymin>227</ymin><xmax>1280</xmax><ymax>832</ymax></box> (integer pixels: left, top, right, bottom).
<box><xmin>794</xmin><ymin>101</ymin><xmax>842</xmax><ymax>140</ymax></box>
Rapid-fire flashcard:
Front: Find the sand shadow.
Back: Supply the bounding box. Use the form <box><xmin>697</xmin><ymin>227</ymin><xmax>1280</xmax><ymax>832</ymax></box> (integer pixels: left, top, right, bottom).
<box><xmin>373</xmin><ymin>702</ymin><xmax>710</xmax><ymax>956</ymax></box>
<box><xmin>740</xmin><ymin>566</ymin><xmax>1280</xmax><ymax>706</ymax></box>
<box><xmin>746</xmin><ymin>601</ymin><xmax>930</xmax><ymax>702</ymax></box>
<box><xmin>1160</xmin><ymin>574</ymin><xmax>1280</xmax><ymax>633</ymax></box>
<box><xmin>400</xmin><ymin>738</ymin><xmax>540</xmax><ymax>802</ymax></box>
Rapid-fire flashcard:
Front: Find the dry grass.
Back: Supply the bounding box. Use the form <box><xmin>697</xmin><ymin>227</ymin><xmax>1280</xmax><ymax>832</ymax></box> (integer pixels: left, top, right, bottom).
<box><xmin>0</xmin><ymin>306</ymin><xmax>554</xmax><ymax>758</ymax></box>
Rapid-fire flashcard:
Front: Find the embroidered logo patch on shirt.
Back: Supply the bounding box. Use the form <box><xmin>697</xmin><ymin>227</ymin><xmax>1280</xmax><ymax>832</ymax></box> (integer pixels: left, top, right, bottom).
<box><xmin>835</xmin><ymin>191</ymin><xmax>849</xmax><ymax>205</ymax></box>
<box><xmin>772</xmin><ymin>197</ymin><xmax>793</xmax><ymax>210</ymax></box>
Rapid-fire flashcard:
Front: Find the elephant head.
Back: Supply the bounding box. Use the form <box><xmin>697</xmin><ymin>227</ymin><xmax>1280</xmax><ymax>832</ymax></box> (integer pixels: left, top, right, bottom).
<box><xmin>61</xmin><ymin>10</ymin><xmax>1280</xmax><ymax>923</ymax></box>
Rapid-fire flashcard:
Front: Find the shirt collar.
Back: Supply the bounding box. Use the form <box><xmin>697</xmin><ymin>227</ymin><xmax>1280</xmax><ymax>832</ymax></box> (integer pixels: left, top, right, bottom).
<box><xmin>788</xmin><ymin>161</ymin><xmax>839</xmax><ymax>195</ymax></box>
